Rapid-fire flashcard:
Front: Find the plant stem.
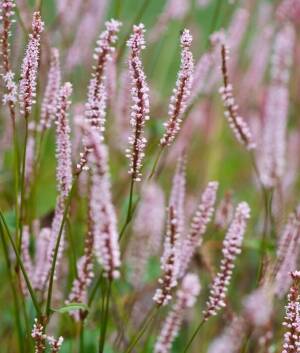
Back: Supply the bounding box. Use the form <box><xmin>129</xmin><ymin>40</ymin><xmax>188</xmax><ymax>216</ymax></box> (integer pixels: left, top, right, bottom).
<box><xmin>126</xmin><ymin>178</ymin><xmax>135</xmax><ymax>223</ymax></box>
<box><xmin>45</xmin><ymin>179</ymin><xmax>77</xmax><ymax>318</ymax></box>
<box><xmin>98</xmin><ymin>280</ymin><xmax>112</xmax><ymax>353</ymax></box>
<box><xmin>148</xmin><ymin>146</ymin><xmax>164</xmax><ymax>180</ymax></box>
<box><xmin>182</xmin><ymin>318</ymin><xmax>205</xmax><ymax>353</ymax></box>
<box><xmin>0</xmin><ymin>220</ymin><xmax>24</xmax><ymax>353</ymax></box>
<box><xmin>124</xmin><ymin>305</ymin><xmax>159</xmax><ymax>353</ymax></box>
<box><xmin>88</xmin><ymin>270</ymin><xmax>104</xmax><ymax>307</ymax></box>
<box><xmin>79</xmin><ymin>320</ymin><xmax>85</xmax><ymax>353</ymax></box>
<box><xmin>0</xmin><ymin>210</ymin><xmax>42</xmax><ymax>317</ymax></box>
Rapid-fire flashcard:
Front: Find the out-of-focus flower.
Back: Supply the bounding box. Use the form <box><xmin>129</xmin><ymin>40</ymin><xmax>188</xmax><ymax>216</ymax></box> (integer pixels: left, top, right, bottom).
<box><xmin>126</xmin><ymin>24</ymin><xmax>150</xmax><ymax>182</ymax></box>
<box><xmin>65</xmin><ymin>0</ymin><xmax>108</xmax><ymax>70</ymax></box>
<box><xmin>259</xmin><ymin>24</ymin><xmax>295</xmax><ymax>188</ymax></box>
<box><xmin>281</xmin><ymin>271</ymin><xmax>300</xmax><ymax>353</ymax></box>
<box><xmin>215</xmin><ymin>191</ymin><xmax>234</xmax><ymax>230</ymax></box>
<box><xmin>160</xmin><ymin>29</ymin><xmax>194</xmax><ymax>147</ymax></box>
<box><xmin>204</xmin><ymin>202</ymin><xmax>250</xmax><ymax>319</ymax></box>
<box><xmin>66</xmin><ymin>207</ymin><xmax>94</xmax><ymax>320</ymax></box>
<box><xmin>40</xmin><ymin>48</ymin><xmax>61</xmax><ymax>131</ymax></box>
<box><xmin>207</xmin><ymin>316</ymin><xmax>247</xmax><ymax>353</ymax></box>
<box><xmin>275</xmin><ymin>209</ymin><xmax>300</xmax><ymax>298</ymax></box>
<box><xmin>277</xmin><ymin>0</ymin><xmax>300</xmax><ymax>26</ymax></box>
<box><xmin>85</xmin><ymin>19</ymin><xmax>121</xmax><ymax>134</ymax></box>
<box><xmin>127</xmin><ymin>182</ymin><xmax>165</xmax><ymax>289</ymax></box>
<box><xmin>153</xmin><ymin>206</ymin><xmax>181</xmax><ymax>306</ymax></box>
<box><xmin>149</xmin><ymin>0</ymin><xmax>190</xmax><ymax>42</ymax></box>
<box><xmin>219</xmin><ymin>45</ymin><xmax>256</xmax><ymax>150</ymax></box>
<box><xmin>87</xmin><ymin>128</ymin><xmax>121</xmax><ymax>280</ymax></box>
<box><xmin>32</xmin><ymin>228</ymin><xmax>51</xmax><ymax>291</ymax></box>
<box><xmin>179</xmin><ymin>181</ymin><xmax>219</xmax><ymax>277</ymax></box>
<box><xmin>243</xmin><ymin>286</ymin><xmax>273</xmax><ymax>328</ymax></box>
<box><xmin>19</xmin><ymin>11</ymin><xmax>44</xmax><ymax>117</ymax></box>
<box><xmin>154</xmin><ymin>273</ymin><xmax>201</xmax><ymax>353</ymax></box>
<box><xmin>169</xmin><ymin>154</ymin><xmax>186</xmax><ymax>238</ymax></box>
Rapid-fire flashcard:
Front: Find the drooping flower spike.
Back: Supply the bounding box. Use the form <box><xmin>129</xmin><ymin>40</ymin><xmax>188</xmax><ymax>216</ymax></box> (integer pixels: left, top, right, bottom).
<box><xmin>126</xmin><ymin>23</ymin><xmax>150</xmax><ymax>182</ymax></box>
<box><xmin>19</xmin><ymin>11</ymin><xmax>44</xmax><ymax>117</ymax></box>
<box><xmin>160</xmin><ymin>29</ymin><xmax>194</xmax><ymax>147</ymax></box>
<box><xmin>154</xmin><ymin>273</ymin><xmax>201</xmax><ymax>353</ymax></box>
<box><xmin>219</xmin><ymin>44</ymin><xmax>256</xmax><ymax>150</ymax></box>
<box><xmin>204</xmin><ymin>202</ymin><xmax>250</xmax><ymax>319</ymax></box>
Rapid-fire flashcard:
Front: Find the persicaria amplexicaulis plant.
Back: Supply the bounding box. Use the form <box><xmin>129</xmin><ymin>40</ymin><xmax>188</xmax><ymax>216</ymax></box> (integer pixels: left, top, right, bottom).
<box><xmin>0</xmin><ymin>2</ymin><xmax>299</xmax><ymax>353</ymax></box>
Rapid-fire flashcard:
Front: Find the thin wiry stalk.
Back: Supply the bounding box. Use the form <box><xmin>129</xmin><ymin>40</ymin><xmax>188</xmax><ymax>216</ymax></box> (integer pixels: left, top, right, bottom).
<box><xmin>124</xmin><ymin>305</ymin><xmax>160</xmax><ymax>353</ymax></box>
<box><xmin>182</xmin><ymin>319</ymin><xmax>206</xmax><ymax>353</ymax></box>
<box><xmin>0</xmin><ymin>220</ymin><xmax>24</xmax><ymax>353</ymax></box>
<box><xmin>0</xmin><ymin>210</ymin><xmax>42</xmax><ymax>317</ymax></box>
<box><xmin>98</xmin><ymin>280</ymin><xmax>112</xmax><ymax>353</ymax></box>
<box><xmin>45</xmin><ymin>179</ymin><xmax>77</xmax><ymax>318</ymax></box>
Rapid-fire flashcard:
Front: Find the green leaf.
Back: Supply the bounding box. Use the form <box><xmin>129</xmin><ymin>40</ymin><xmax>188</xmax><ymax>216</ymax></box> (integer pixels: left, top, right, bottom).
<box><xmin>51</xmin><ymin>303</ymin><xmax>88</xmax><ymax>314</ymax></box>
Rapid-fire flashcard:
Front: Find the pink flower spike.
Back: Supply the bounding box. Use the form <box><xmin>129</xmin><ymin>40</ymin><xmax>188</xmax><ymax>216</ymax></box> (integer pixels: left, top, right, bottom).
<box><xmin>154</xmin><ymin>273</ymin><xmax>201</xmax><ymax>353</ymax></box>
<box><xmin>281</xmin><ymin>271</ymin><xmax>300</xmax><ymax>353</ymax></box>
<box><xmin>153</xmin><ymin>206</ymin><xmax>181</xmax><ymax>306</ymax></box>
<box><xmin>19</xmin><ymin>11</ymin><xmax>44</xmax><ymax>117</ymax></box>
<box><xmin>204</xmin><ymin>202</ymin><xmax>250</xmax><ymax>319</ymax></box>
<box><xmin>160</xmin><ymin>29</ymin><xmax>194</xmax><ymax>147</ymax></box>
<box><xmin>85</xmin><ymin>19</ymin><xmax>121</xmax><ymax>133</ymax></box>
<box><xmin>55</xmin><ymin>82</ymin><xmax>73</xmax><ymax>199</ymax></box>
<box><xmin>220</xmin><ymin>44</ymin><xmax>256</xmax><ymax>150</ymax></box>
<box><xmin>179</xmin><ymin>181</ymin><xmax>219</xmax><ymax>277</ymax></box>
<box><xmin>126</xmin><ymin>23</ymin><xmax>150</xmax><ymax>182</ymax></box>
<box><xmin>87</xmin><ymin>128</ymin><xmax>121</xmax><ymax>280</ymax></box>
<box><xmin>40</xmin><ymin>48</ymin><xmax>61</xmax><ymax>131</ymax></box>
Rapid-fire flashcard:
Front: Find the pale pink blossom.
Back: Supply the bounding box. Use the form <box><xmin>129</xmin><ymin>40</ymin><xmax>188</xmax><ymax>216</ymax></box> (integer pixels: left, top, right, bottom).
<box><xmin>275</xmin><ymin>210</ymin><xmax>300</xmax><ymax>298</ymax></box>
<box><xmin>40</xmin><ymin>48</ymin><xmax>61</xmax><ymax>131</ymax></box>
<box><xmin>215</xmin><ymin>191</ymin><xmax>234</xmax><ymax>230</ymax></box>
<box><xmin>19</xmin><ymin>11</ymin><xmax>44</xmax><ymax>116</ymax></box>
<box><xmin>153</xmin><ymin>206</ymin><xmax>181</xmax><ymax>306</ymax></box>
<box><xmin>207</xmin><ymin>316</ymin><xmax>246</xmax><ymax>353</ymax></box>
<box><xmin>179</xmin><ymin>181</ymin><xmax>219</xmax><ymax>277</ymax></box>
<box><xmin>154</xmin><ymin>273</ymin><xmax>201</xmax><ymax>353</ymax></box>
<box><xmin>85</xmin><ymin>19</ymin><xmax>121</xmax><ymax>133</ymax></box>
<box><xmin>220</xmin><ymin>45</ymin><xmax>256</xmax><ymax>150</ymax></box>
<box><xmin>281</xmin><ymin>271</ymin><xmax>300</xmax><ymax>353</ymax></box>
<box><xmin>65</xmin><ymin>0</ymin><xmax>108</xmax><ymax>70</ymax></box>
<box><xmin>259</xmin><ymin>24</ymin><xmax>295</xmax><ymax>188</ymax></box>
<box><xmin>160</xmin><ymin>29</ymin><xmax>194</xmax><ymax>147</ymax></box>
<box><xmin>204</xmin><ymin>202</ymin><xmax>250</xmax><ymax>319</ymax></box>
<box><xmin>127</xmin><ymin>182</ymin><xmax>165</xmax><ymax>289</ymax></box>
<box><xmin>126</xmin><ymin>24</ymin><xmax>150</xmax><ymax>182</ymax></box>
<box><xmin>87</xmin><ymin>128</ymin><xmax>121</xmax><ymax>280</ymax></box>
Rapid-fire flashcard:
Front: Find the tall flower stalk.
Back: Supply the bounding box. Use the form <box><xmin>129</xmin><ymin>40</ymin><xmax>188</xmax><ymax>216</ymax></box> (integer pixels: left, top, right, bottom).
<box><xmin>124</xmin><ymin>23</ymin><xmax>150</xmax><ymax>227</ymax></box>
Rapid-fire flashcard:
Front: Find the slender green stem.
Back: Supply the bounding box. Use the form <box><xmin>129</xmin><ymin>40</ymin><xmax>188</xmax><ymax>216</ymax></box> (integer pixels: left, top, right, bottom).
<box><xmin>45</xmin><ymin>180</ymin><xmax>77</xmax><ymax>318</ymax></box>
<box><xmin>88</xmin><ymin>270</ymin><xmax>103</xmax><ymax>307</ymax></box>
<box><xmin>126</xmin><ymin>178</ymin><xmax>135</xmax><ymax>223</ymax></box>
<box><xmin>0</xmin><ymin>219</ymin><xmax>24</xmax><ymax>353</ymax></box>
<box><xmin>124</xmin><ymin>305</ymin><xmax>159</xmax><ymax>353</ymax></box>
<box><xmin>148</xmin><ymin>146</ymin><xmax>164</xmax><ymax>180</ymax></box>
<box><xmin>182</xmin><ymin>319</ymin><xmax>205</xmax><ymax>353</ymax></box>
<box><xmin>98</xmin><ymin>280</ymin><xmax>112</xmax><ymax>353</ymax></box>
<box><xmin>79</xmin><ymin>320</ymin><xmax>85</xmax><ymax>353</ymax></box>
<box><xmin>0</xmin><ymin>210</ymin><xmax>42</xmax><ymax>317</ymax></box>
